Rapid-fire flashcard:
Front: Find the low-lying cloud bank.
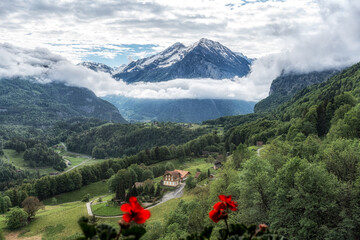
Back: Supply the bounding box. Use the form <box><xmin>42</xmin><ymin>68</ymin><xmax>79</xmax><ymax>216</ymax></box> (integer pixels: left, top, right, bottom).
<box><xmin>1</xmin><ymin>0</ymin><xmax>360</xmax><ymax>102</ymax></box>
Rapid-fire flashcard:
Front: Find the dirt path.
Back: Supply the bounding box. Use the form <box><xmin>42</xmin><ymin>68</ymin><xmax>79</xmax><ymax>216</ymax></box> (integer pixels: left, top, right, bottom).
<box><xmin>63</xmin><ymin>158</ymin><xmax>91</xmax><ymax>173</ymax></box>
<box><xmin>88</xmin><ymin>183</ymin><xmax>186</xmax><ymax>219</ymax></box>
<box><xmin>60</xmin><ymin>142</ymin><xmax>93</xmax><ymax>174</ymax></box>
<box><xmin>257</xmin><ymin>147</ymin><xmax>264</xmax><ymax>157</ymax></box>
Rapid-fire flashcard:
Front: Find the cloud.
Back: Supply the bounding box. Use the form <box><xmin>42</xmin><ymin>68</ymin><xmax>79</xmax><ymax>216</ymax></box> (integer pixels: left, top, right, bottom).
<box><xmin>0</xmin><ymin>43</ymin><xmax>264</xmax><ymax>101</ymax></box>
<box><xmin>0</xmin><ymin>0</ymin><xmax>333</xmax><ymax>64</ymax></box>
<box><xmin>0</xmin><ymin>0</ymin><xmax>360</xmax><ymax>102</ymax></box>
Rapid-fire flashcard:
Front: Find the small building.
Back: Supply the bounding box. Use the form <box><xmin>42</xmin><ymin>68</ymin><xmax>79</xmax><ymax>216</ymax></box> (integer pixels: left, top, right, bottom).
<box><xmin>213</xmin><ymin>161</ymin><xmax>223</xmax><ymax>170</ymax></box>
<box><xmin>175</xmin><ymin>169</ymin><xmax>190</xmax><ymax>180</ymax></box>
<box><xmin>162</xmin><ymin>169</ymin><xmax>190</xmax><ymax>187</ymax></box>
<box><xmin>256</xmin><ymin>141</ymin><xmax>264</xmax><ymax>147</ymax></box>
<box><xmin>194</xmin><ymin>171</ymin><xmax>201</xmax><ymax>179</ymax></box>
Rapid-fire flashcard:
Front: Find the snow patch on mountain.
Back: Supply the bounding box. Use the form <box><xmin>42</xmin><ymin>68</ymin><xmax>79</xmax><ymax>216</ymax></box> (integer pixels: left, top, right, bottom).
<box><xmin>78</xmin><ymin>61</ymin><xmax>113</xmax><ymax>74</ymax></box>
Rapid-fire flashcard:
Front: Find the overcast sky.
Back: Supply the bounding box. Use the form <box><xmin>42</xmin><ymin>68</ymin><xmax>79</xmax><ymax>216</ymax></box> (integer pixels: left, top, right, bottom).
<box><xmin>0</xmin><ymin>0</ymin><xmax>353</xmax><ymax>66</ymax></box>
<box><xmin>0</xmin><ymin>0</ymin><xmax>359</xmax><ymax>101</ymax></box>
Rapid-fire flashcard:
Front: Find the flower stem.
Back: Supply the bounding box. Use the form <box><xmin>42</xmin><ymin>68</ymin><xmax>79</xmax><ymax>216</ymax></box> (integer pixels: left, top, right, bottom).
<box><xmin>115</xmin><ymin>227</ymin><xmax>122</xmax><ymax>240</ymax></box>
<box><xmin>224</xmin><ymin>218</ymin><xmax>229</xmax><ymax>233</ymax></box>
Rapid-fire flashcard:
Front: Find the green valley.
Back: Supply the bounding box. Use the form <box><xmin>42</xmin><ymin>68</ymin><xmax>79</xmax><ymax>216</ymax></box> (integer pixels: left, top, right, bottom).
<box><xmin>1</xmin><ymin>54</ymin><xmax>360</xmax><ymax>240</ymax></box>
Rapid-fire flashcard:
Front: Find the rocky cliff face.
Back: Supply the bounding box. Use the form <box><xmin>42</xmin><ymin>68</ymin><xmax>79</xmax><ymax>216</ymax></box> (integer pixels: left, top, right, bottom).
<box><xmin>254</xmin><ymin>69</ymin><xmax>339</xmax><ymax>113</ymax></box>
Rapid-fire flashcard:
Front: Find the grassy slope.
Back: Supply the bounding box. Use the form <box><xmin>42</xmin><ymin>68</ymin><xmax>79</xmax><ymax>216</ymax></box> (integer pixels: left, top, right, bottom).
<box><xmin>1</xmin><ymin>181</ymin><xmax>110</xmax><ymax>239</ymax></box>
<box><xmin>43</xmin><ymin>181</ymin><xmax>109</xmax><ymax>205</ymax></box>
<box><xmin>92</xmin><ymin>203</ymin><xmax>123</xmax><ymax>216</ymax></box>
<box><xmin>2</xmin><ymin>202</ymin><xmax>87</xmax><ymax>240</ymax></box>
<box><xmin>3</xmin><ymin>149</ymin><xmax>55</xmax><ymax>175</ymax></box>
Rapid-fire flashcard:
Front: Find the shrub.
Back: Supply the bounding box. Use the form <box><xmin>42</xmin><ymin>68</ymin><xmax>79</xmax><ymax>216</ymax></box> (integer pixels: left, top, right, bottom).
<box><xmin>6</xmin><ymin>208</ymin><xmax>28</xmax><ymax>229</ymax></box>
<box><xmin>82</xmin><ymin>194</ymin><xmax>90</xmax><ymax>202</ymax></box>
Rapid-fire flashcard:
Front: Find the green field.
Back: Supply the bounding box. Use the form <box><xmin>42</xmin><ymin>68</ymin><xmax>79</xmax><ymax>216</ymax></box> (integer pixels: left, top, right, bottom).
<box><xmin>2</xmin><ymin>149</ymin><xmax>56</xmax><ymax>175</ymax></box>
<box><xmin>43</xmin><ymin>181</ymin><xmax>109</xmax><ymax>205</ymax></box>
<box><xmin>1</xmin><ymin>202</ymin><xmax>87</xmax><ymax>240</ymax></box>
<box><xmin>91</xmin><ymin>194</ymin><xmax>124</xmax><ymax>216</ymax></box>
<box><xmin>92</xmin><ymin>202</ymin><xmax>123</xmax><ymax>216</ymax></box>
<box><xmin>147</xmin><ymin>193</ymin><xmax>195</xmax><ymax>224</ymax></box>
<box><xmin>63</xmin><ymin>156</ymin><xmax>88</xmax><ymax>166</ymax></box>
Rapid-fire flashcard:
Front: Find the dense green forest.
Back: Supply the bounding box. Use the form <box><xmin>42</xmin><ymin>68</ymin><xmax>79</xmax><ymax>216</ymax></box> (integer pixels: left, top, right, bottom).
<box><xmin>66</xmin><ymin>122</ymin><xmax>208</xmax><ymax>158</ymax></box>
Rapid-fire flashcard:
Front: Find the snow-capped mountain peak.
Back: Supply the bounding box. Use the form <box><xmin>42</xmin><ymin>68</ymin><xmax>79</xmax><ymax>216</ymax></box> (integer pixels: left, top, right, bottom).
<box><xmin>123</xmin><ymin>42</ymin><xmax>187</xmax><ymax>72</ymax></box>
<box><xmin>113</xmin><ymin>39</ymin><xmax>252</xmax><ymax>83</ymax></box>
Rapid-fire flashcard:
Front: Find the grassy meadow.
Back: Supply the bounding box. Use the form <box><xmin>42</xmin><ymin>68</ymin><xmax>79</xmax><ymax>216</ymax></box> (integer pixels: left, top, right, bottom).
<box><xmin>2</xmin><ymin>149</ymin><xmax>56</xmax><ymax>175</ymax></box>
<box><xmin>43</xmin><ymin>181</ymin><xmax>109</xmax><ymax>205</ymax></box>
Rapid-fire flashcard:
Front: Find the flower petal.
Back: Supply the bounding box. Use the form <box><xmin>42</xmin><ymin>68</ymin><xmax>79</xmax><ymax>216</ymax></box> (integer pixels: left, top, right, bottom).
<box><xmin>122</xmin><ymin>213</ymin><xmax>133</xmax><ymax>223</ymax></box>
<box><xmin>121</xmin><ymin>203</ymin><xmax>132</xmax><ymax>213</ymax></box>
<box><xmin>134</xmin><ymin>209</ymin><xmax>151</xmax><ymax>224</ymax></box>
<box><xmin>213</xmin><ymin>202</ymin><xmax>226</xmax><ymax>211</ymax></box>
<box><xmin>209</xmin><ymin>210</ymin><xmax>220</xmax><ymax>223</ymax></box>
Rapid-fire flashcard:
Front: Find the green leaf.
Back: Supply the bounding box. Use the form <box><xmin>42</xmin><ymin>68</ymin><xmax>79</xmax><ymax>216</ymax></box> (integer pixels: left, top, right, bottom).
<box><xmin>229</xmin><ymin>224</ymin><xmax>247</xmax><ymax>236</ymax></box>
<box><xmin>96</xmin><ymin>224</ymin><xmax>118</xmax><ymax>240</ymax></box>
<box><xmin>200</xmin><ymin>226</ymin><xmax>214</xmax><ymax>239</ymax></box>
<box><xmin>121</xmin><ymin>225</ymin><xmax>147</xmax><ymax>240</ymax></box>
<box><xmin>78</xmin><ymin>217</ymin><xmax>96</xmax><ymax>239</ymax></box>
<box><xmin>218</xmin><ymin>228</ymin><xmax>229</xmax><ymax>240</ymax></box>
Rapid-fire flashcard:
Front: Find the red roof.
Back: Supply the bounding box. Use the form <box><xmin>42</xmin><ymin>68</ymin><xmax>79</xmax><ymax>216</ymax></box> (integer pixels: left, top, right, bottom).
<box><xmin>163</xmin><ymin>169</ymin><xmax>190</xmax><ymax>179</ymax></box>
<box><xmin>164</xmin><ymin>170</ymin><xmax>181</xmax><ymax>180</ymax></box>
<box><xmin>174</xmin><ymin>169</ymin><xmax>190</xmax><ymax>179</ymax></box>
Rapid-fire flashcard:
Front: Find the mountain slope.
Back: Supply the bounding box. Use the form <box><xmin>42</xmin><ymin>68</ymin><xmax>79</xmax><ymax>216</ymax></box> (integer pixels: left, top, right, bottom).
<box><xmin>222</xmin><ymin>62</ymin><xmax>360</xmax><ymax>147</ymax></box>
<box><xmin>0</xmin><ymin>77</ymin><xmax>127</xmax><ymax>126</ymax></box>
<box><xmin>254</xmin><ymin>69</ymin><xmax>339</xmax><ymax>113</ymax></box>
<box><xmin>78</xmin><ymin>62</ymin><xmax>114</xmax><ymax>74</ymax></box>
<box><xmin>102</xmin><ymin>96</ymin><xmax>256</xmax><ymax>123</ymax></box>
<box><xmin>113</xmin><ymin>38</ymin><xmax>251</xmax><ymax>83</ymax></box>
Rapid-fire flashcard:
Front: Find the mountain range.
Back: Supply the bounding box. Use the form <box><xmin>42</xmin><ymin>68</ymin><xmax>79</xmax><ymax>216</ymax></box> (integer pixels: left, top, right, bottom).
<box><xmin>79</xmin><ymin>39</ymin><xmax>255</xmax><ymax>122</ymax></box>
<box><xmin>107</xmin><ymin>38</ymin><xmax>252</xmax><ymax>83</ymax></box>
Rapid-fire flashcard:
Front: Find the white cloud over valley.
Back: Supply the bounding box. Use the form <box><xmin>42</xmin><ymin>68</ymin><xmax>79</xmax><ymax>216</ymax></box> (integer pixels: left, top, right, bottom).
<box><xmin>0</xmin><ymin>0</ymin><xmax>360</xmax><ymax>101</ymax></box>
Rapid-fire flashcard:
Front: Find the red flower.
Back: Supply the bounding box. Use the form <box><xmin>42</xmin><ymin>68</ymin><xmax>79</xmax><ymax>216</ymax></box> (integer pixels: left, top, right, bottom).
<box><xmin>259</xmin><ymin>224</ymin><xmax>268</xmax><ymax>232</ymax></box>
<box><xmin>209</xmin><ymin>202</ymin><xmax>227</xmax><ymax>223</ymax></box>
<box><xmin>219</xmin><ymin>195</ymin><xmax>238</xmax><ymax>211</ymax></box>
<box><xmin>120</xmin><ymin>197</ymin><xmax>151</xmax><ymax>224</ymax></box>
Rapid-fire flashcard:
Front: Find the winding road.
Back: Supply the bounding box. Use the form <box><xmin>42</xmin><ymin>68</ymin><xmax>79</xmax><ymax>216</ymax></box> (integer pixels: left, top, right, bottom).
<box><xmin>87</xmin><ymin>183</ymin><xmax>186</xmax><ymax>219</ymax></box>
<box><xmin>60</xmin><ymin>142</ymin><xmax>93</xmax><ymax>174</ymax></box>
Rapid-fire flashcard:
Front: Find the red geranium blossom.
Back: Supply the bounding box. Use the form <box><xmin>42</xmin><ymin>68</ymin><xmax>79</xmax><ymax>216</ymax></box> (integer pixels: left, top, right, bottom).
<box><xmin>120</xmin><ymin>197</ymin><xmax>151</xmax><ymax>224</ymax></box>
<box><xmin>219</xmin><ymin>195</ymin><xmax>238</xmax><ymax>211</ymax></box>
<box><xmin>209</xmin><ymin>202</ymin><xmax>227</xmax><ymax>223</ymax></box>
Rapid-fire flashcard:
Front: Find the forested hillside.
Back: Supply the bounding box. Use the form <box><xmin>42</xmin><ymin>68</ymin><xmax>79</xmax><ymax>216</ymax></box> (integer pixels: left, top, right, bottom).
<box><xmin>224</xmin><ymin>62</ymin><xmax>360</xmax><ymax>148</ymax></box>
<box><xmin>0</xmin><ymin>78</ymin><xmax>127</xmax><ymax>126</ymax></box>
<box><xmin>66</xmin><ymin>122</ymin><xmax>208</xmax><ymax>158</ymax></box>
<box><xmin>190</xmin><ymin>62</ymin><xmax>360</xmax><ymax>239</ymax></box>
